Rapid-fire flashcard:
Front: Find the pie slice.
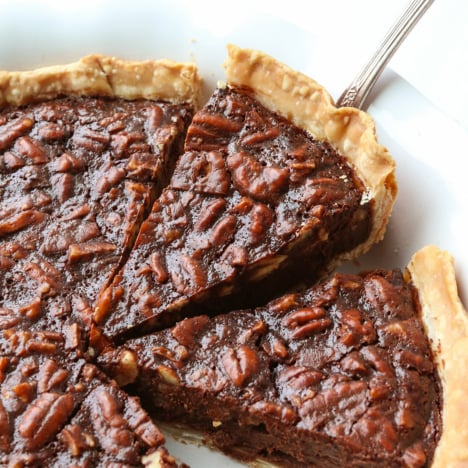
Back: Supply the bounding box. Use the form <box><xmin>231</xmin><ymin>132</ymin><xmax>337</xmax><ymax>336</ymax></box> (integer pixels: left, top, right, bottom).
<box><xmin>93</xmin><ymin>45</ymin><xmax>396</xmax><ymax>343</ymax></box>
<box><xmin>0</xmin><ymin>55</ymin><xmax>201</xmax><ymax>339</ymax></box>
<box><xmin>0</xmin><ymin>331</ymin><xmax>177</xmax><ymax>467</ymax></box>
<box><xmin>99</xmin><ymin>245</ymin><xmax>468</xmax><ymax>467</ymax></box>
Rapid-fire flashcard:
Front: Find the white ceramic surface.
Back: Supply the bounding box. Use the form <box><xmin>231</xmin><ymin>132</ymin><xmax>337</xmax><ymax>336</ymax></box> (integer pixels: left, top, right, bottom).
<box><xmin>1</xmin><ymin>1</ymin><xmax>467</xmax><ymax>465</ymax></box>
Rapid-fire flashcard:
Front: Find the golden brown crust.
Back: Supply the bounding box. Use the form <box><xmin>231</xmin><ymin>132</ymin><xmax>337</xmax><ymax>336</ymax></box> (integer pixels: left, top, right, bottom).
<box><xmin>408</xmin><ymin>245</ymin><xmax>468</xmax><ymax>468</ymax></box>
<box><xmin>0</xmin><ymin>55</ymin><xmax>202</xmax><ymax>108</ymax></box>
<box><xmin>224</xmin><ymin>44</ymin><xmax>397</xmax><ymax>262</ymax></box>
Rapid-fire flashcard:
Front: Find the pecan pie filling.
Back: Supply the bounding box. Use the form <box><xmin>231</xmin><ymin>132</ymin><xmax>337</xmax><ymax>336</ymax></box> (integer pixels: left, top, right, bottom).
<box><xmin>0</xmin><ymin>336</ymin><xmax>172</xmax><ymax>466</ymax></box>
<box><xmin>94</xmin><ymin>86</ymin><xmax>373</xmax><ymax>341</ymax></box>
<box><xmin>0</xmin><ymin>92</ymin><xmax>195</xmax><ymax>466</ymax></box>
<box><xmin>0</xmin><ymin>97</ymin><xmax>192</xmax><ymax>338</ymax></box>
<box><xmin>100</xmin><ymin>269</ymin><xmax>442</xmax><ymax>467</ymax></box>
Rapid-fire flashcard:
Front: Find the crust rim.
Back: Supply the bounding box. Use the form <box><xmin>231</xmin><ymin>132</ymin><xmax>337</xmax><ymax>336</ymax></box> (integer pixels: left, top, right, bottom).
<box><xmin>223</xmin><ymin>44</ymin><xmax>397</xmax><ymax>264</ymax></box>
<box><xmin>0</xmin><ymin>54</ymin><xmax>203</xmax><ymax>108</ymax></box>
<box><xmin>408</xmin><ymin>245</ymin><xmax>468</xmax><ymax>467</ymax></box>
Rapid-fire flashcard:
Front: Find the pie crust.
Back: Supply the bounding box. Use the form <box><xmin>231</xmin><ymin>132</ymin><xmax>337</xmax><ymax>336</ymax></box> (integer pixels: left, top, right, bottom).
<box><xmin>408</xmin><ymin>245</ymin><xmax>468</xmax><ymax>467</ymax></box>
<box><xmin>0</xmin><ymin>54</ymin><xmax>202</xmax><ymax>108</ymax></box>
<box><xmin>224</xmin><ymin>44</ymin><xmax>397</xmax><ymax>263</ymax></box>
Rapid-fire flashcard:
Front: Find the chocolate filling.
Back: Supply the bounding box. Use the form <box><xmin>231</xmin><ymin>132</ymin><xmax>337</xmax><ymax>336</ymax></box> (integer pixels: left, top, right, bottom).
<box><xmin>0</xmin><ymin>96</ymin><xmax>193</xmax><ymax>466</ymax></box>
<box><xmin>0</xmin><ymin>87</ymin><xmax>441</xmax><ymax>467</ymax></box>
<box><xmin>0</xmin><ymin>97</ymin><xmax>192</xmax><ymax>340</ymax></box>
<box><xmin>100</xmin><ymin>270</ymin><xmax>441</xmax><ymax>467</ymax></box>
<box><xmin>96</xmin><ymin>86</ymin><xmax>372</xmax><ymax>342</ymax></box>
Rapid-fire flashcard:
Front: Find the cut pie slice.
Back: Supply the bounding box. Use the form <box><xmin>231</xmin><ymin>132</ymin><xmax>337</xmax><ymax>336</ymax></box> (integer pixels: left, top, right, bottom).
<box><xmin>99</xmin><ymin>245</ymin><xmax>468</xmax><ymax>467</ymax></box>
<box><xmin>0</xmin><ymin>331</ymin><xmax>177</xmax><ymax>467</ymax></box>
<box><xmin>0</xmin><ymin>55</ymin><xmax>201</xmax><ymax>339</ymax></box>
<box><xmin>94</xmin><ymin>45</ymin><xmax>396</xmax><ymax>343</ymax></box>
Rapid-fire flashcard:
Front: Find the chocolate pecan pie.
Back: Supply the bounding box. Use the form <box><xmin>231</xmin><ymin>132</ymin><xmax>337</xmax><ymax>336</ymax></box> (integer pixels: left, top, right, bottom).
<box><xmin>0</xmin><ymin>55</ymin><xmax>200</xmax><ymax>338</ymax></box>
<box><xmin>2</xmin><ymin>47</ymin><xmax>465</xmax><ymax>468</ymax></box>
<box><xmin>93</xmin><ymin>45</ymin><xmax>396</xmax><ymax>343</ymax></box>
<box><xmin>0</xmin><ymin>54</ymin><xmax>201</xmax><ymax>466</ymax></box>
<box><xmin>99</xmin><ymin>245</ymin><xmax>468</xmax><ymax>467</ymax></box>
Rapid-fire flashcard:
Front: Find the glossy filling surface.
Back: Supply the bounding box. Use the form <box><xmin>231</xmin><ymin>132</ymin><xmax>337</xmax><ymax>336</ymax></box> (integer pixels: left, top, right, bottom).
<box><xmin>96</xmin><ymin>86</ymin><xmax>372</xmax><ymax>341</ymax></box>
<box><xmin>0</xmin><ymin>97</ymin><xmax>192</xmax><ymax>338</ymax></box>
<box><xmin>0</xmin><ymin>87</ymin><xmax>409</xmax><ymax>468</ymax></box>
<box><xmin>0</xmin><ymin>96</ymin><xmax>194</xmax><ymax>466</ymax></box>
<box><xmin>100</xmin><ymin>269</ymin><xmax>441</xmax><ymax>467</ymax></box>
<box><xmin>0</xmin><ymin>338</ymin><xmax>167</xmax><ymax>466</ymax></box>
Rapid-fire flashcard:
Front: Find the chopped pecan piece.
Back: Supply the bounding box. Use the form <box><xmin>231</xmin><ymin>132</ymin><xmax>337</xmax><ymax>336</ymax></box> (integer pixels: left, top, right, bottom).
<box><xmin>0</xmin><ymin>210</ymin><xmax>46</xmax><ymax>237</ymax></box>
<box><xmin>67</xmin><ymin>241</ymin><xmax>117</xmax><ymax>264</ymax></box>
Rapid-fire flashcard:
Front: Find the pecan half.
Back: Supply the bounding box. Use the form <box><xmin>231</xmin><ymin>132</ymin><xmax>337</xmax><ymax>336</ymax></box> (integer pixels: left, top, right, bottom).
<box><xmin>52</xmin><ymin>152</ymin><xmax>86</xmax><ymax>173</ymax></box>
<box><xmin>146</xmin><ymin>105</ymin><xmax>163</xmax><ymax>133</ymax></box>
<box><xmin>72</xmin><ymin>128</ymin><xmax>110</xmax><ymax>152</ymax></box>
<box><xmin>282</xmin><ymin>307</ymin><xmax>332</xmax><ymax>339</ymax></box>
<box><xmin>172</xmin><ymin>315</ymin><xmax>210</xmax><ymax>347</ymax></box>
<box><xmin>19</xmin><ymin>392</ymin><xmax>74</xmax><ymax>450</ymax></box>
<box><xmin>3</xmin><ymin>151</ymin><xmax>25</xmax><ymax>169</ymax></box>
<box><xmin>37</xmin><ymin>122</ymin><xmax>70</xmax><ymax>142</ymax></box>
<box><xmin>221</xmin><ymin>345</ymin><xmax>259</xmax><ymax>387</ymax></box>
<box><xmin>171</xmin><ymin>151</ymin><xmax>231</xmax><ymax>196</ymax></box>
<box><xmin>193</xmin><ymin>198</ymin><xmax>225</xmax><ymax>232</ymax></box>
<box><xmin>67</xmin><ymin>241</ymin><xmax>117</xmax><ymax>264</ymax></box>
<box><xmin>149</xmin><ymin>252</ymin><xmax>168</xmax><ymax>283</ymax></box>
<box><xmin>125</xmin><ymin>395</ymin><xmax>165</xmax><ymax>446</ymax></box>
<box><xmin>210</xmin><ymin>215</ymin><xmax>237</xmax><ymax>247</ymax></box>
<box><xmin>15</xmin><ymin>136</ymin><xmax>48</xmax><ymax>164</ymax></box>
<box><xmin>227</xmin><ymin>151</ymin><xmax>289</xmax><ymax>202</ymax></box>
<box><xmin>278</xmin><ymin>366</ymin><xmax>324</xmax><ymax>390</ymax></box>
<box><xmin>249</xmin><ymin>203</ymin><xmax>274</xmax><ymax>244</ymax></box>
<box><xmin>169</xmin><ymin>255</ymin><xmax>207</xmax><ymax>296</ymax></box>
<box><xmin>37</xmin><ymin>359</ymin><xmax>69</xmax><ymax>393</ymax></box>
<box><xmin>92</xmin><ymin>387</ymin><xmax>135</xmax><ymax>458</ymax></box>
<box><xmin>0</xmin><ymin>116</ymin><xmax>34</xmax><ymax>151</ymax></box>
<box><xmin>187</xmin><ymin>110</ymin><xmax>242</xmax><ymax>150</ymax></box>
